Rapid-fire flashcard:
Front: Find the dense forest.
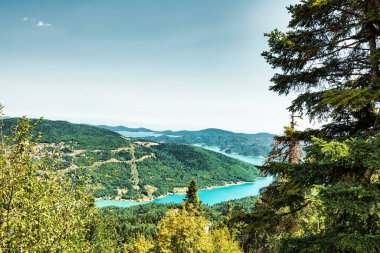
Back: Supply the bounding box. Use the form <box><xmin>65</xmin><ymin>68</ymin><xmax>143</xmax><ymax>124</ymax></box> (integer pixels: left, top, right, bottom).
<box><xmin>88</xmin><ymin>142</ymin><xmax>260</xmax><ymax>199</ymax></box>
<box><xmin>97</xmin><ymin>195</ymin><xmax>259</xmax><ymax>247</ymax></box>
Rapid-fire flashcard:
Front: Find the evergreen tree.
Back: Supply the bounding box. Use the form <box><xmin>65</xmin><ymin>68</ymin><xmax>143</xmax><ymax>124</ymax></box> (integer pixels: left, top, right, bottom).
<box><xmin>184</xmin><ymin>178</ymin><xmax>200</xmax><ymax>211</ymax></box>
<box><xmin>262</xmin><ymin>0</ymin><xmax>380</xmax><ymax>138</ymax></box>
<box><xmin>226</xmin><ymin>201</ymin><xmax>233</xmax><ymax>221</ymax></box>
<box><xmin>266</xmin><ymin>113</ymin><xmax>303</xmax><ymax>164</ymax></box>
<box><xmin>236</xmin><ymin>1</ymin><xmax>380</xmax><ymax>252</ymax></box>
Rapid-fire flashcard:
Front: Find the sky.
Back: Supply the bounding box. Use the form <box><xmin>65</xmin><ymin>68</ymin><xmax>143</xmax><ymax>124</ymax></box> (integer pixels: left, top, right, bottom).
<box><xmin>0</xmin><ymin>0</ymin><xmax>313</xmax><ymax>134</ymax></box>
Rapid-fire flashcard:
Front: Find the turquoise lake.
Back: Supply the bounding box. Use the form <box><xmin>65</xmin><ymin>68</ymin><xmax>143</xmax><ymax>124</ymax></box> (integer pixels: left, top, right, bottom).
<box><xmin>193</xmin><ymin>144</ymin><xmax>266</xmax><ymax>166</ymax></box>
<box><xmin>95</xmin><ymin>177</ymin><xmax>273</xmax><ymax>208</ymax></box>
<box><xmin>95</xmin><ymin>143</ymin><xmax>272</xmax><ymax>208</ymax></box>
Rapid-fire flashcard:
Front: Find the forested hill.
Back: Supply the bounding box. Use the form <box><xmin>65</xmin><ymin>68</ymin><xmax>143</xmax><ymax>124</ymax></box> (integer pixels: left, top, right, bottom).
<box><xmin>3</xmin><ymin>118</ymin><xmax>129</xmax><ymax>150</ymax></box>
<box><xmin>98</xmin><ymin>125</ymin><xmax>274</xmax><ymax>157</ymax></box>
<box><xmin>3</xmin><ymin>118</ymin><xmax>260</xmax><ymax>200</ymax></box>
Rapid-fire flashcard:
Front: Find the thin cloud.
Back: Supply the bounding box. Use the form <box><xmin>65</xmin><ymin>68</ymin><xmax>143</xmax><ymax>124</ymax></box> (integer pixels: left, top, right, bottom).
<box><xmin>22</xmin><ymin>17</ymin><xmax>52</xmax><ymax>28</ymax></box>
<box><xmin>36</xmin><ymin>21</ymin><xmax>52</xmax><ymax>28</ymax></box>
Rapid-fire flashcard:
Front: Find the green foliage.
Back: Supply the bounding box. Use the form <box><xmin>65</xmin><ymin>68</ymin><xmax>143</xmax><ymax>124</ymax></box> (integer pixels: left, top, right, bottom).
<box><xmin>94</xmin><ymin>195</ymin><xmax>261</xmax><ymax>250</ymax></box>
<box><xmin>143</xmin><ymin>130</ymin><xmax>274</xmax><ymax>157</ymax></box>
<box><xmin>235</xmin><ymin>1</ymin><xmax>380</xmax><ymax>252</ymax></box>
<box><xmin>133</xmin><ymin>235</ymin><xmax>155</xmax><ymax>253</ymax></box>
<box><xmin>305</xmin><ymin>137</ymin><xmax>351</xmax><ymax>163</ymax></box>
<box><xmin>86</xmin><ymin>211</ymin><xmax>120</xmax><ymax>252</ymax></box>
<box><xmin>134</xmin><ymin>145</ymin><xmax>152</xmax><ymax>158</ymax></box>
<box><xmin>100</xmin><ymin>204</ymin><xmax>179</xmax><ymax>247</ymax></box>
<box><xmin>3</xmin><ymin>118</ymin><xmax>130</xmax><ymax>150</ymax></box>
<box><xmin>184</xmin><ymin>178</ymin><xmax>200</xmax><ymax>210</ymax></box>
<box><xmin>85</xmin><ymin>142</ymin><xmax>259</xmax><ymax>200</ymax></box>
<box><xmin>88</xmin><ymin>163</ymin><xmax>134</xmax><ymax>198</ymax></box>
<box><xmin>262</xmin><ymin>0</ymin><xmax>380</xmax><ymax>137</ymax></box>
<box><xmin>154</xmin><ymin>207</ymin><xmax>243</xmax><ymax>253</ymax></box>
<box><xmin>136</xmin><ymin>143</ymin><xmax>260</xmax><ymax>198</ymax></box>
<box><xmin>155</xmin><ymin>208</ymin><xmax>213</xmax><ymax>253</ymax></box>
<box><xmin>114</xmin><ymin>150</ymin><xmax>132</xmax><ymax>161</ymax></box>
<box><xmin>210</xmin><ymin>227</ymin><xmax>244</xmax><ymax>253</ymax></box>
<box><xmin>240</xmin><ymin>136</ymin><xmax>380</xmax><ymax>252</ymax></box>
<box><xmin>86</xmin><ymin>150</ymin><xmax>114</xmax><ymax>162</ymax></box>
<box><xmin>0</xmin><ymin>116</ymin><xmax>116</xmax><ymax>252</ymax></box>
<box><xmin>212</xmin><ymin>196</ymin><xmax>259</xmax><ymax>214</ymax></box>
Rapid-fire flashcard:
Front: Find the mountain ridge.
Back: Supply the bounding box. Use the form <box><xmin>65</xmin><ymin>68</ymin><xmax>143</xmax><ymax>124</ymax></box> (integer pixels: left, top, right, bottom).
<box><xmin>98</xmin><ymin>124</ymin><xmax>273</xmax><ymax>137</ymax></box>
<box><xmin>98</xmin><ymin>124</ymin><xmax>274</xmax><ymax>157</ymax></box>
<box><xmin>98</xmin><ymin>125</ymin><xmax>153</xmax><ymax>132</ymax></box>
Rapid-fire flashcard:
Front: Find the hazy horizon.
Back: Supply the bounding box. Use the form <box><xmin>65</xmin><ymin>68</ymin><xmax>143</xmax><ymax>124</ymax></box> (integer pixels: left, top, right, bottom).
<box><xmin>0</xmin><ymin>0</ymin><xmax>317</xmax><ymax>134</ymax></box>
<box><xmin>3</xmin><ymin>114</ymin><xmax>313</xmax><ymax>135</ymax></box>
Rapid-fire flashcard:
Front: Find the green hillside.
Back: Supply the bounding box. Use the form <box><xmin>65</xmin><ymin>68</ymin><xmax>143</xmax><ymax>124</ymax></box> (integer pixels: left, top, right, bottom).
<box><xmin>79</xmin><ymin>142</ymin><xmax>260</xmax><ymax>200</ymax></box>
<box><xmin>99</xmin><ymin>124</ymin><xmax>275</xmax><ymax>157</ymax></box>
<box><xmin>145</xmin><ymin>129</ymin><xmax>273</xmax><ymax>157</ymax></box>
<box><xmin>126</xmin><ymin>143</ymin><xmax>260</xmax><ymax>198</ymax></box>
<box><xmin>3</xmin><ymin>118</ymin><xmax>260</xmax><ymax>200</ymax></box>
<box><xmin>3</xmin><ymin>118</ymin><xmax>129</xmax><ymax>150</ymax></box>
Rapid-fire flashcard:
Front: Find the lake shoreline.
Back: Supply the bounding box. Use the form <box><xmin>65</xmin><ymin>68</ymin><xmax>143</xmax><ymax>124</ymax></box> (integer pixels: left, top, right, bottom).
<box><xmin>95</xmin><ymin>179</ymin><xmax>264</xmax><ymax>203</ymax></box>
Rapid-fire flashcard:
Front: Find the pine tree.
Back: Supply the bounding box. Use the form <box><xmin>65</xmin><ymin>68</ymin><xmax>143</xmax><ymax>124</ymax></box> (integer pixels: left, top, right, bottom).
<box><xmin>184</xmin><ymin>178</ymin><xmax>200</xmax><ymax>211</ymax></box>
<box><xmin>266</xmin><ymin>113</ymin><xmax>303</xmax><ymax>164</ymax></box>
<box><xmin>238</xmin><ymin>1</ymin><xmax>380</xmax><ymax>252</ymax></box>
<box><xmin>262</xmin><ymin>0</ymin><xmax>380</xmax><ymax>138</ymax></box>
<box><xmin>226</xmin><ymin>201</ymin><xmax>233</xmax><ymax>220</ymax></box>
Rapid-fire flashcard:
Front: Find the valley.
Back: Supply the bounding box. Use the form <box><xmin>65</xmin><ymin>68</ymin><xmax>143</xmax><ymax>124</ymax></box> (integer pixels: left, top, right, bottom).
<box><xmin>3</xmin><ymin>118</ymin><xmax>262</xmax><ymax>201</ymax></box>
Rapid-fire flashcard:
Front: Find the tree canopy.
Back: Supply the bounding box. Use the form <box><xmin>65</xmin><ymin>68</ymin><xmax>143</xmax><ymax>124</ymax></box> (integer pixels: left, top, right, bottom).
<box><xmin>0</xmin><ymin>115</ymin><xmax>117</xmax><ymax>252</ymax></box>
<box><xmin>235</xmin><ymin>1</ymin><xmax>380</xmax><ymax>252</ymax></box>
<box><xmin>262</xmin><ymin>0</ymin><xmax>380</xmax><ymax>138</ymax></box>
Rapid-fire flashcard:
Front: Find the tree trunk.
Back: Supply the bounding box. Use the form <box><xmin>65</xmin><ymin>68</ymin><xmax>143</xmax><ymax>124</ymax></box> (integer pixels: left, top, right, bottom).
<box><xmin>367</xmin><ymin>0</ymin><xmax>380</xmax><ymax>129</ymax></box>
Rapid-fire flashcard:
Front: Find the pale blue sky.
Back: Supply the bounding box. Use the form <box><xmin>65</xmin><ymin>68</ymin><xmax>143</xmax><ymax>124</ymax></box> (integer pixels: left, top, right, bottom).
<box><xmin>0</xmin><ymin>0</ymin><xmax>310</xmax><ymax>133</ymax></box>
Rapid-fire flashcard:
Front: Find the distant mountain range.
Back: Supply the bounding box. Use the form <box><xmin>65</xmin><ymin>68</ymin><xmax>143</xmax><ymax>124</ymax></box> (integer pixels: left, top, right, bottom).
<box><xmin>97</xmin><ymin>125</ymin><xmax>153</xmax><ymax>132</ymax></box>
<box><xmin>98</xmin><ymin>125</ymin><xmax>275</xmax><ymax>157</ymax></box>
